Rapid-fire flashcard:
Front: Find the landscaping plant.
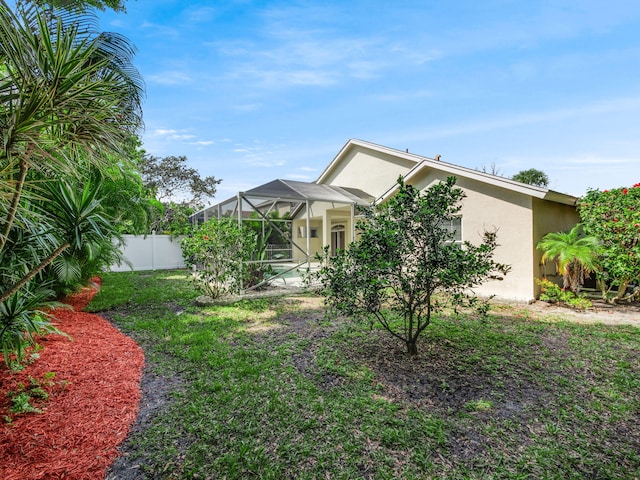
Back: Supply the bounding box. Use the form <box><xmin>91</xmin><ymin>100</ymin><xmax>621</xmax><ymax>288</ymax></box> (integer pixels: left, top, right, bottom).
<box><xmin>0</xmin><ymin>0</ymin><xmax>143</xmax><ymax>362</ymax></box>
<box><xmin>317</xmin><ymin>176</ymin><xmax>509</xmax><ymax>355</ymax></box>
<box><xmin>181</xmin><ymin>218</ymin><xmax>258</xmax><ymax>298</ymax></box>
<box><xmin>579</xmin><ymin>184</ymin><xmax>640</xmax><ymax>302</ymax></box>
<box><xmin>536</xmin><ymin>224</ymin><xmax>600</xmax><ymax>294</ymax></box>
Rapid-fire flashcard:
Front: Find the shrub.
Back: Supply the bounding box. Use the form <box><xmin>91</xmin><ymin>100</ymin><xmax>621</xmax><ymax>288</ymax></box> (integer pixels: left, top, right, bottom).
<box><xmin>181</xmin><ymin>219</ymin><xmax>257</xmax><ymax>299</ymax></box>
<box><xmin>579</xmin><ymin>185</ymin><xmax>640</xmax><ymax>303</ymax></box>
<box><xmin>536</xmin><ymin>279</ymin><xmax>592</xmax><ymax>310</ymax></box>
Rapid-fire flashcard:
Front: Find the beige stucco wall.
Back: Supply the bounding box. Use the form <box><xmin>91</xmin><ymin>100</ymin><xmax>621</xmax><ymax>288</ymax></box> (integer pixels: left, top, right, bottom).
<box><xmin>532</xmin><ymin>198</ymin><xmax>580</xmax><ymax>294</ymax></box>
<box><xmin>410</xmin><ymin>170</ymin><xmax>538</xmax><ymax>301</ymax></box>
<box><xmin>311</xmin><ymin>143</ymin><xmax>578</xmax><ymax>302</ymax></box>
<box><xmin>291</xmin><ymin>203</ymin><xmax>354</xmax><ymax>261</ymax></box>
<box><xmin>291</xmin><ymin>218</ymin><xmax>323</xmax><ymax>261</ymax></box>
<box><xmin>322</xmin><ymin>146</ymin><xmax>417</xmax><ymax>197</ymax></box>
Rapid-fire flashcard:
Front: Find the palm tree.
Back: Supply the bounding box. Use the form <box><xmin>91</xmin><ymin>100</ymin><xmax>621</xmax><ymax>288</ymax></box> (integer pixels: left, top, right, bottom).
<box><xmin>0</xmin><ymin>0</ymin><xmax>143</xmax><ymax>297</ymax></box>
<box><xmin>537</xmin><ymin>224</ymin><xmax>600</xmax><ymax>293</ymax></box>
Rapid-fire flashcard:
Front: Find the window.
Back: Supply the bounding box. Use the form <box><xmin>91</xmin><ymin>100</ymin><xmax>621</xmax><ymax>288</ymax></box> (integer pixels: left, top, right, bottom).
<box><xmin>443</xmin><ymin>217</ymin><xmax>462</xmax><ymax>244</ymax></box>
<box><xmin>297</xmin><ymin>226</ymin><xmax>319</xmax><ymax>238</ymax></box>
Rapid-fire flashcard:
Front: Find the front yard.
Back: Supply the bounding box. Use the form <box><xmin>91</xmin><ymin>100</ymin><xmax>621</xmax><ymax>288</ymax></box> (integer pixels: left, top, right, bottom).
<box><xmin>88</xmin><ymin>270</ymin><xmax>639</xmax><ymax>479</ymax></box>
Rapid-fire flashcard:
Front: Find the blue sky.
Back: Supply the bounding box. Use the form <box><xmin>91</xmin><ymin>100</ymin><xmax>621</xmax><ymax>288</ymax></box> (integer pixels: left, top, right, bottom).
<box><xmin>96</xmin><ymin>0</ymin><xmax>640</xmax><ymax>202</ymax></box>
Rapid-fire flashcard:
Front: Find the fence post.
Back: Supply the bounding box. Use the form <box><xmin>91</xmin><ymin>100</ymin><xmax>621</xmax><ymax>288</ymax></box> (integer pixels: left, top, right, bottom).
<box><xmin>151</xmin><ymin>231</ymin><xmax>156</xmax><ymax>270</ymax></box>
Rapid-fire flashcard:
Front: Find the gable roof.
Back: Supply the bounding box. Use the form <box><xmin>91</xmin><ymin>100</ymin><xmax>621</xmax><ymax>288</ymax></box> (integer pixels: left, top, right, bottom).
<box><xmin>318</xmin><ymin>139</ymin><xmax>578</xmax><ymax>206</ymax></box>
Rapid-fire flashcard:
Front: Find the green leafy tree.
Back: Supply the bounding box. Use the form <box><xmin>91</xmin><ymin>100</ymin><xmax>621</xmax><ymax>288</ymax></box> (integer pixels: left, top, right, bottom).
<box><xmin>97</xmin><ymin>167</ymin><xmax>153</xmax><ymax>234</ymax></box>
<box><xmin>140</xmin><ymin>155</ymin><xmax>220</xmax><ymax>233</ymax></box>
<box><xmin>579</xmin><ymin>184</ymin><xmax>640</xmax><ymax>302</ymax></box>
<box><xmin>0</xmin><ymin>1</ymin><xmax>142</xmax><ymax>260</ymax></box>
<box><xmin>0</xmin><ymin>1</ymin><xmax>142</xmax><ymax>361</ymax></box>
<box><xmin>181</xmin><ymin>219</ymin><xmax>257</xmax><ymax>299</ymax></box>
<box><xmin>512</xmin><ymin>168</ymin><xmax>549</xmax><ymax>187</ymax></box>
<box><xmin>317</xmin><ymin>177</ymin><xmax>509</xmax><ymax>356</ymax></box>
<box><xmin>536</xmin><ymin>224</ymin><xmax>600</xmax><ymax>294</ymax></box>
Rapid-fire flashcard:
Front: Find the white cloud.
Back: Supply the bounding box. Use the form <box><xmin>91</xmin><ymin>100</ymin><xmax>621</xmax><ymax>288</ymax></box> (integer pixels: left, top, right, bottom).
<box><xmin>233</xmin><ymin>104</ymin><xmax>262</xmax><ymax>112</ymax></box>
<box><xmin>186</xmin><ymin>6</ymin><xmax>219</xmax><ymax>23</ymax></box>
<box><xmin>372</xmin><ymin>89</ymin><xmax>433</xmax><ymax>102</ymax></box>
<box><xmin>391</xmin><ymin>95</ymin><xmax>640</xmax><ymax>143</ymax></box>
<box><xmin>211</xmin><ymin>14</ymin><xmax>438</xmax><ymax>90</ymax></box>
<box><xmin>286</xmin><ymin>173</ymin><xmax>313</xmax><ymax>180</ymax></box>
<box><xmin>150</xmin><ymin>129</ymin><xmax>195</xmax><ymax>141</ymax></box>
<box><xmin>140</xmin><ymin>21</ymin><xmax>181</xmax><ymax>40</ymax></box>
<box><xmin>146</xmin><ymin>71</ymin><xmax>192</xmax><ymax>86</ymax></box>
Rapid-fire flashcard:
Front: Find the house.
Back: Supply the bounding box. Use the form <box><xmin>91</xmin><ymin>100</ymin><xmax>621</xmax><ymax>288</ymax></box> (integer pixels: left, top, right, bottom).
<box><xmin>193</xmin><ymin>139</ymin><xmax>579</xmax><ymax>301</ymax></box>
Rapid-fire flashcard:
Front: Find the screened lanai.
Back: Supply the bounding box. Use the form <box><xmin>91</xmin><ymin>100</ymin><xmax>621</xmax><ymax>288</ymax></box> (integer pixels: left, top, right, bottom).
<box><xmin>190</xmin><ymin>179</ymin><xmax>374</xmax><ymax>290</ymax></box>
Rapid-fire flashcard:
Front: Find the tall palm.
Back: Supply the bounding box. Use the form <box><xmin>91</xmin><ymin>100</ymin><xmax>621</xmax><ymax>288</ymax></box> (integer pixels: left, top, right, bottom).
<box><xmin>0</xmin><ymin>1</ymin><xmax>143</xmax><ymax>297</ymax></box>
<box><xmin>537</xmin><ymin>224</ymin><xmax>600</xmax><ymax>293</ymax></box>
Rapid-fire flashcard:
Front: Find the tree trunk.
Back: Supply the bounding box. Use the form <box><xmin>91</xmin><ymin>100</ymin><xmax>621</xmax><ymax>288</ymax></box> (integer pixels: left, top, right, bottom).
<box><xmin>0</xmin><ymin>158</ymin><xmax>29</xmax><ymax>253</ymax></box>
<box><xmin>0</xmin><ymin>242</ymin><xmax>70</xmax><ymax>304</ymax></box>
<box><xmin>612</xmin><ymin>279</ymin><xmax>630</xmax><ymax>304</ymax></box>
<box><xmin>406</xmin><ymin>340</ymin><xmax>418</xmax><ymax>356</ymax></box>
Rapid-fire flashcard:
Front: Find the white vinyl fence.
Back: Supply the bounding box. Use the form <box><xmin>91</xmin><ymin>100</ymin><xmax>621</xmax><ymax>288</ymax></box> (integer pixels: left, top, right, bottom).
<box><xmin>110</xmin><ymin>234</ymin><xmax>185</xmax><ymax>272</ymax></box>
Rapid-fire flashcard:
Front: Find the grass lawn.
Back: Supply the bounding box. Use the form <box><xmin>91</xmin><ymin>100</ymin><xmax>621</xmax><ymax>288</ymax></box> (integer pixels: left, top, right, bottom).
<box><xmin>89</xmin><ymin>270</ymin><xmax>640</xmax><ymax>479</ymax></box>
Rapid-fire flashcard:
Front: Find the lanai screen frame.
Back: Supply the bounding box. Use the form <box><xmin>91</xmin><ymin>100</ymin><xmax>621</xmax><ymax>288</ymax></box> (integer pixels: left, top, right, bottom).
<box><xmin>191</xmin><ymin>179</ymin><xmax>373</xmax><ymax>291</ymax></box>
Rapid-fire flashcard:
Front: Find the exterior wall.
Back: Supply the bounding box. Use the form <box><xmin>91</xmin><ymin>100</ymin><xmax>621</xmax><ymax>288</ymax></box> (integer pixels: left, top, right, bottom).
<box><xmin>291</xmin><ymin>204</ymin><xmax>354</xmax><ymax>261</ymax></box>
<box><xmin>411</xmin><ymin>170</ymin><xmax>537</xmax><ymax>301</ymax></box>
<box><xmin>322</xmin><ymin>145</ymin><xmax>417</xmax><ymax>197</ymax></box>
<box><xmin>292</xmin><ymin>218</ymin><xmax>324</xmax><ymax>261</ymax></box>
<box><xmin>308</xmin><ymin>141</ymin><xmax>579</xmax><ymax>302</ymax></box>
<box><xmin>110</xmin><ymin>234</ymin><xmax>185</xmax><ymax>272</ymax></box>
<box><xmin>532</xmin><ymin>198</ymin><xmax>580</xmax><ymax>294</ymax></box>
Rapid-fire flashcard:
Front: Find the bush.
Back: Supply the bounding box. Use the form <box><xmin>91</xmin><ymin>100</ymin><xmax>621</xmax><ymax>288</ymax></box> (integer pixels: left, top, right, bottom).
<box><xmin>181</xmin><ymin>219</ymin><xmax>257</xmax><ymax>299</ymax></box>
<box><xmin>536</xmin><ymin>279</ymin><xmax>592</xmax><ymax>310</ymax></box>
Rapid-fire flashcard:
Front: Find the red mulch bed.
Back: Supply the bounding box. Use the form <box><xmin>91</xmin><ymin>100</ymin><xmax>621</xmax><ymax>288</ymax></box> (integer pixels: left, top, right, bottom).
<box><xmin>0</xmin><ymin>279</ymin><xmax>144</xmax><ymax>480</ymax></box>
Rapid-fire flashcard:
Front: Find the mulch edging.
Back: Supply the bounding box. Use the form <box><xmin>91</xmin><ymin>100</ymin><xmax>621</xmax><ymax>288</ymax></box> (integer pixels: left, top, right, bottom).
<box><xmin>0</xmin><ymin>280</ymin><xmax>144</xmax><ymax>480</ymax></box>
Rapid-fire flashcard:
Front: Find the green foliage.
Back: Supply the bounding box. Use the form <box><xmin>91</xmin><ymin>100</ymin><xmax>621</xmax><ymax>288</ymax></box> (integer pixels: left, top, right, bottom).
<box><xmin>244</xmin><ymin>211</ymin><xmax>291</xmax><ymax>262</ymax></box>
<box><xmin>27</xmin><ymin>0</ymin><xmax>128</xmax><ymax>13</ymax></box>
<box><xmin>37</xmin><ymin>177</ymin><xmax>127</xmax><ymax>295</ymax></box>
<box><xmin>536</xmin><ymin>278</ymin><xmax>592</xmax><ymax>310</ymax></box>
<box><xmin>317</xmin><ymin>176</ymin><xmax>509</xmax><ymax>355</ymax></box>
<box><xmin>9</xmin><ymin>391</ymin><xmax>41</xmax><ymax>414</ymax></box>
<box><xmin>579</xmin><ymin>184</ymin><xmax>640</xmax><ymax>302</ymax></box>
<box><xmin>140</xmin><ymin>155</ymin><xmax>220</xmax><ymax>234</ymax></box>
<box><xmin>0</xmin><ymin>285</ymin><xmax>61</xmax><ymax>367</ymax></box>
<box><xmin>6</xmin><ymin>372</ymin><xmax>56</xmax><ymax>418</ymax></box>
<box><xmin>96</xmin><ymin>269</ymin><xmax>640</xmax><ymax>479</ymax></box>
<box><xmin>181</xmin><ymin>219</ymin><xmax>258</xmax><ymax>298</ymax></box>
<box><xmin>150</xmin><ymin>201</ymin><xmax>195</xmax><ymax>235</ymax></box>
<box><xmin>96</xmin><ymin>163</ymin><xmax>153</xmax><ymax>235</ymax></box>
<box><xmin>512</xmin><ymin>168</ymin><xmax>550</xmax><ymax>187</ymax></box>
<box><xmin>536</xmin><ymin>224</ymin><xmax>600</xmax><ymax>294</ymax></box>
<box><xmin>0</xmin><ymin>1</ymin><xmax>142</xmax><ymax>362</ymax></box>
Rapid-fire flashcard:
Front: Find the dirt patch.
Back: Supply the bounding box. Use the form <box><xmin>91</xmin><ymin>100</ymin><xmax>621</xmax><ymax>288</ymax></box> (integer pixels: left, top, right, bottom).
<box><xmin>496</xmin><ymin>298</ymin><xmax>640</xmax><ymax>326</ymax></box>
<box><xmin>105</xmin><ymin>366</ymin><xmax>184</xmax><ymax>480</ymax></box>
